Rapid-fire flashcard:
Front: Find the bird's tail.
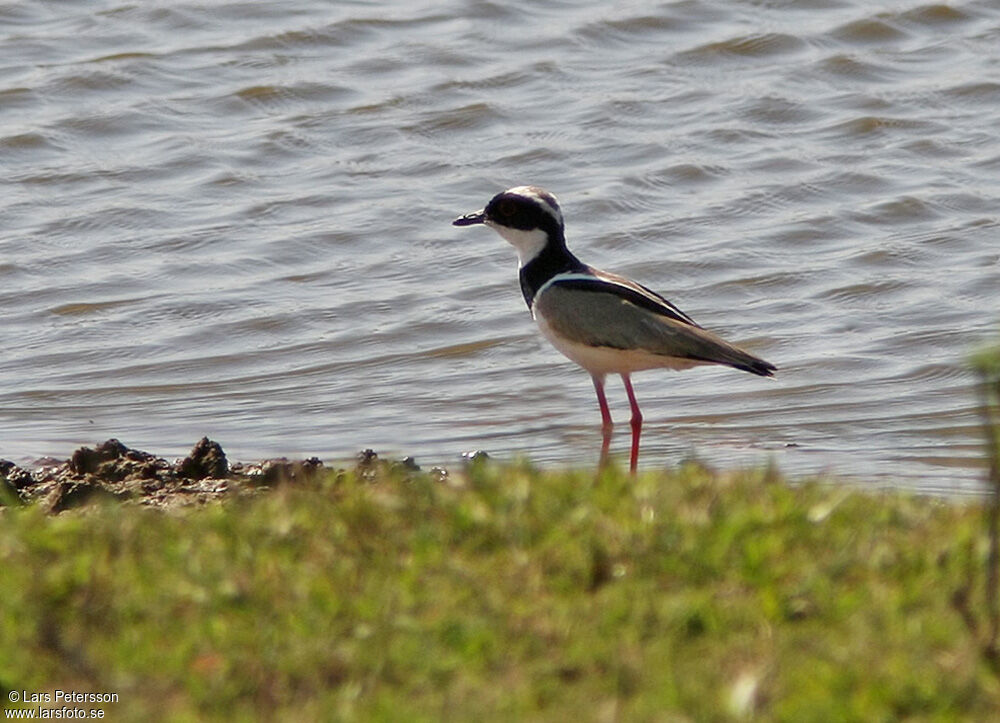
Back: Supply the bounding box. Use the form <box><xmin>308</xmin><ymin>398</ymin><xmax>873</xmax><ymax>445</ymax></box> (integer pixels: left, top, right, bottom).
<box><xmin>688</xmin><ymin>332</ymin><xmax>776</xmax><ymax>377</ymax></box>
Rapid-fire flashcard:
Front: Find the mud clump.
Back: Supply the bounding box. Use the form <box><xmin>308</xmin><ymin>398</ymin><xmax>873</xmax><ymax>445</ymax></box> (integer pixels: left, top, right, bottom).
<box><xmin>0</xmin><ymin>438</ymin><xmax>329</xmax><ymax>512</ymax></box>
<box><xmin>48</xmin><ymin>480</ymin><xmax>123</xmax><ymax>514</ymax></box>
<box><xmin>178</xmin><ymin>437</ymin><xmax>229</xmax><ymax>480</ymax></box>
<box><xmin>0</xmin><ymin>439</ymin><xmax>434</xmax><ymax>513</ymax></box>
<box><xmin>234</xmin><ymin>457</ymin><xmax>324</xmax><ymax>486</ymax></box>
<box><xmin>69</xmin><ymin>438</ymin><xmax>170</xmax><ymax>481</ymax></box>
<box><xmin>1</xmin><ymin>459</ymin><xmax>34</xmax><ymax>490</ymax></box>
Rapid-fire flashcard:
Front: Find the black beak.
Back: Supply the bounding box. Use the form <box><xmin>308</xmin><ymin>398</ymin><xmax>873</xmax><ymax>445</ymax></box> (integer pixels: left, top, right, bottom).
<box><xmin>452</xmin><ymin>210</ymin><xmax>486</xmax><ymax>227</ymax></box>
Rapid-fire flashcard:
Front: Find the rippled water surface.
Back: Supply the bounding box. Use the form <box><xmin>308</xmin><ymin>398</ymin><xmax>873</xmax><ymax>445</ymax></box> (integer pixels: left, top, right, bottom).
<box><xmin>3</xmin><ymin>0</ymin><xmax>1000</xmax><ymax>493</ymax></box>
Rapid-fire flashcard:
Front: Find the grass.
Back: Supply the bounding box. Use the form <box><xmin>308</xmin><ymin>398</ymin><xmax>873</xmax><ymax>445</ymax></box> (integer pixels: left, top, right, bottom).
<box><xmin>2</xmin><ymin>459</ymin><xmax>999</xmax><ymax>721</ymax></box>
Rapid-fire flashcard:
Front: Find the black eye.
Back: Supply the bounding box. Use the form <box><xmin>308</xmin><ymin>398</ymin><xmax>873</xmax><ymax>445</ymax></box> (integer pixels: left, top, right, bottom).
<box><xmin>498</xmin><ymin>199</ymin><xmax>517</xmax><ymax>217</ymax></box>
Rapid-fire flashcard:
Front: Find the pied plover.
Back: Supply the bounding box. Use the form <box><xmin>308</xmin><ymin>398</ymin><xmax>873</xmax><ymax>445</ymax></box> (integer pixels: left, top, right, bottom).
<box><xmin>453</xmin><ymin>185</ymin><xmax>776</xmax><ymax>473</ymax></box>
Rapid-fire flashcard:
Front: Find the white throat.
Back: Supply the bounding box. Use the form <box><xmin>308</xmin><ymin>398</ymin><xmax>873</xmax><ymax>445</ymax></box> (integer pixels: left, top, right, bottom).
<box><xmin>487</xmin><ymin>222</ymin><xmax>549</xmax><ymax>268</ymax></box>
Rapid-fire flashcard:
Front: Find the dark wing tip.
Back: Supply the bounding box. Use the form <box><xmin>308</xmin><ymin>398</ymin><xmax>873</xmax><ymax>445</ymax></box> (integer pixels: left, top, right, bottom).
<box><xmin>743</xmin><ymin>358</ymin><xmax>777</xmax><ymax>377</ymax></box>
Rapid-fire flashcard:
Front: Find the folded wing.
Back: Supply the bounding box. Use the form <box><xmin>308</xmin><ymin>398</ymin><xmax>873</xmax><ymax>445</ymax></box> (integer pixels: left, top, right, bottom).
<box><xmin>534</xmin><ymin>275</ymin><xmax>776</xmax><ymax>377</ymax></box>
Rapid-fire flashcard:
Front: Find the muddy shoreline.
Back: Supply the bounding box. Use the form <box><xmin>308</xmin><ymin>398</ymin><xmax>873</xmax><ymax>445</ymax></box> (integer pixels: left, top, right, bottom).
<box><xmin>0</xmin><ymin>438</ymin><xmax>431</xmax><ymax>512</ymax></box>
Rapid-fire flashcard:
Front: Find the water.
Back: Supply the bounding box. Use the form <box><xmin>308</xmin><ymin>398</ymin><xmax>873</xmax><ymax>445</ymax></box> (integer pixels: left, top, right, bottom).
<box><xmin>2</xmin><ymin>0</ymin><xmax>999</xmax><ymax>494</ymax></box>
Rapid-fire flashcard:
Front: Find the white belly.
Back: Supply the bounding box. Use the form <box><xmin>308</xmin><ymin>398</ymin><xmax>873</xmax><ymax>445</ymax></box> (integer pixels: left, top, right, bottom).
<box><xmin>534</xmin><ymin>312</ymin><xmax>705</xmax><ymax>377</ymax></box>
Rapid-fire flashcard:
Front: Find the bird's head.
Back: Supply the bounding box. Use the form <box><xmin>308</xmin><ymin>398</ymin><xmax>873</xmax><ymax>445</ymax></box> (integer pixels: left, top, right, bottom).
<box><xmin>453</xmin><ymin>186</ymin><xmax>565</xmax><ymax>266</ymax></box>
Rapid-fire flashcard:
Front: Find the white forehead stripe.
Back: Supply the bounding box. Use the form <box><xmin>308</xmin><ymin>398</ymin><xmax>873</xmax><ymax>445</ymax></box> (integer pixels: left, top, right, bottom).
<box><xmin>504</xmin><ymin>185</ymin><xmax>563</xmax><ymax>225</ymax></box>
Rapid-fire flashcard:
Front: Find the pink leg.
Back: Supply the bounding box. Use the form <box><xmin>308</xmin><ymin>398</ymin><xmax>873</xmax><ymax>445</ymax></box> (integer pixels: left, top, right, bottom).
<box><xmin>592</xmin><ymin>374</ymin><xmax>612</xmax><ymax>431</ymax></box>
<box><xmin>622</xmin><ymin>374</ymin><xmax>642</xmax><ymax>474</ymax></box>
<box><xmin>592</xmin><ymin>375</ymin><xmax>612</xmax><ymax>470</ymax></box>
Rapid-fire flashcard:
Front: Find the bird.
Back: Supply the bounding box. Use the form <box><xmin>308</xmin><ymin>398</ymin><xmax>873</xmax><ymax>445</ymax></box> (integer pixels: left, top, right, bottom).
<box><xmin>453</xmin><ymin>185</ymin><xmax>775</xmax><ymax>473</ymax></box>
